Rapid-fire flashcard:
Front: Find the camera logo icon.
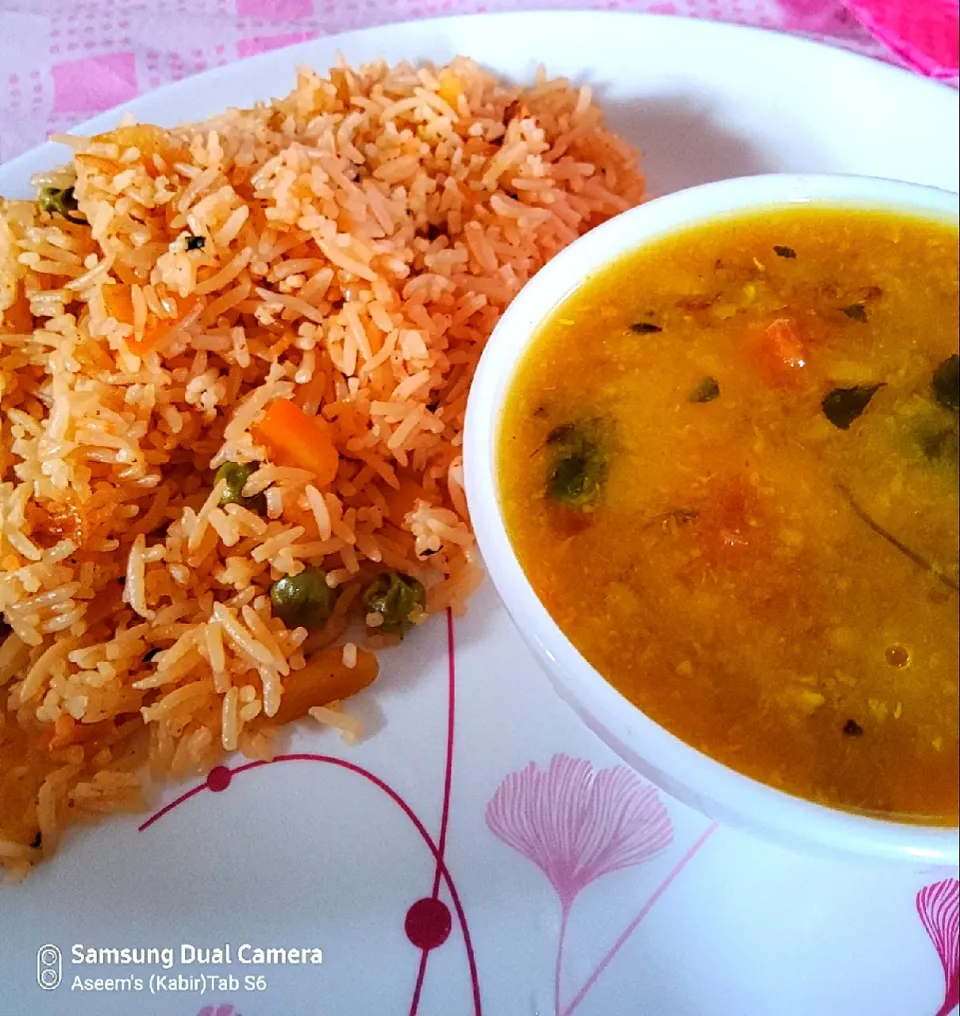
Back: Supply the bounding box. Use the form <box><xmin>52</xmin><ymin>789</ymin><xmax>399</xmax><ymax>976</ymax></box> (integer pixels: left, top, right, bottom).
<box><xmin>36</xmin><ymin>944</ymin><xmax>62</xmax><ymax>990</ymax></box>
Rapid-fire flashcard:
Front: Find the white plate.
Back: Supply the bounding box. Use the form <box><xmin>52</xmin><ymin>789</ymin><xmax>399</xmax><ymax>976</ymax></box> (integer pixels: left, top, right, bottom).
<box><xmin>1</xmin><ymin>13</ymin><xmax>958</xmax><ymax>1016</ymax></box>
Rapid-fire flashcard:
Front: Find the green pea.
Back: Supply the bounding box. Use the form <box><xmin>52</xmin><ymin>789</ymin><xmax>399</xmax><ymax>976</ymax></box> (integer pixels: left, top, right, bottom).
<box><xmin>361</xmin><ymin>571</ymin><xmax>426</xmax><ymax>636</ymax></box>
<box><xmin>688</xmin><ymin>376</ymin><xmax>721</xmax><ymax>404</ymax></box>
<box><xmin>269</xmin><ymin>567</ymin><xmax>337</xmax><ymax>630</ymax></box>
<box><xmin>214</xmin><ymin>461</ymin><xmax>267</xmax><ymax>514</ymax></box>
<box><xmin>548</xmin><ymin>452</ymin><xmax>604</xmax><ymax>507</ymax></box>
<box><xmin>37</xmin><ymin>186</ymin><xmax>85</xmax><ymax>224</ymax></box>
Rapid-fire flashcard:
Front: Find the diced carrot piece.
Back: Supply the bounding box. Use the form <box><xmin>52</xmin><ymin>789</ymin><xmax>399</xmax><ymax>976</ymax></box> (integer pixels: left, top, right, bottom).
<box><xmin>328</xmin><ymin>67</ymin><xmax>353</xmax><ymax>107</ymax></box>
<box><xmin>105</xmin><ymin>285</ymin><xmax>200</xmax><ymax>353</ymax></box>
<box><xmin>96</xmin><ymin>124</ymin><xmax>161</xmax><ymax>151</ymax></box>
<box><xmin>76</xmin><ymin>153</ymin><xmax>123</xmax><ymax>175</ymax></box>
<box><xmin>326</xmin><ymin>403</ymin><xmax>369</xmax><ymax>452</ymax></box>
<box><xmin>266</xmin><ymin>335</ymin><xmax>296</xmax><ymax>360</ymax></box>
<box><xmin>383</xmin><ymin>476</ymin><xmax>429</xmax><ymax>526</ymax></box>
<box><xmin>753</xmin><ymin>318</ymin><xmax>809</xmax><ymax>388</ymax></box>
<box><xmin>1</xmin><ymin>290</ymin><xmax>33</xmax><ymax>334</ymax></box>
<box><xmin>292</xmin><ymin>371</ymin><xmax>328</xmax><ymax>412</ymax></box>
<box><xmin>382</xmin><ymin>523</ymin><xmax>417</xmax><ymax>559</ymax></box>
<box><xmin>547</xmin><ymin>501</ymin><xmax>595</xmax><ymax>538</ymax></box>
<box><xmin>271</xmin><ymin>647</ymin><xmax>379</xmax><ymax>725</ymax></box>
<box><xmin>131</xmin><ymin>295</ymin><xmax>201</xmax><ymax>353</ymax></box>
<box><xmin>437</xmin><ymin>71</ymin><xmax>463</xmax><ymax>107</ymax></box>
<box><xmin>765</xmin><ymin>318</ymin><xmax>807</xmax><ymax>368</ymax></box>
<box><xmin>45</xmin><ymin>715</ymin><xmax>76</xmax><ymax>750</ymax></box>
<box><xmin>84</xmin><ymin>585</ymin><xmax>124</xmax><ymax>628</ymax></box>
<box><xmin>103</xmin><ymin>284</ymin><xmax>134</xmax><ymax>325</ymax></box>
<box><xmin>23</xmin><ymin>495</ymin><xmax>85</xmax><ymax>548</ymax></box>
<box><xmin>44</xmin><ymin>714</ymin><xmax>131</xmax><ymax>752</ymax></box>
<box><xmin>696</xmin><ymin>476</ymin><xmax>763</xmax><ymax>570</ymax></box>
<box><xmin>93</xmin><ymin>125</ymin><xmax>187</xmax><ymax>176</ymax></box>
<box><xmin>45</xmin><ymin>715</ymin><xmax>104</xmax><ymax>751</ymax></box>
<box><xmin>252</xmin><ymin>398</ymin><xmax>340</xmax><ymax>488</ymax></box>
<box><xmin>111</xmin><ymin>261</ymin><xmax>142</xmax><ymax>287</ymax></box>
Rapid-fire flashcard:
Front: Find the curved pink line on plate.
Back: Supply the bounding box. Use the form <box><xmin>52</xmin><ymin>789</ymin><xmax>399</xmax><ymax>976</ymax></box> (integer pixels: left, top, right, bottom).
<box><xmin>409</xmin><ymin>609</ymin><xmax>459</xmax><ymax>1016</ymax></box>
<box><xmin>562</xmin><ymin>822</ymin><xmax>718</xmax><ymax>1016</ymax></box>
<box><xmin>916</xmin><ymin>877</ymin><xmax>960</xmax><ymax>1016</ymax></box>
<box><xmin>138</xmin><ymin>783</ymin><xmax>207</xmax><ymax>833</ymax></box>
<box><xmin>141</xmin><ymin>753</ymin><xmax>482</xmax><ymax>1016</ymax></box>
<box><xmin>434</xmin><ymin>609</ymin><xmax>458</xmax><ymax>883</ymax></box>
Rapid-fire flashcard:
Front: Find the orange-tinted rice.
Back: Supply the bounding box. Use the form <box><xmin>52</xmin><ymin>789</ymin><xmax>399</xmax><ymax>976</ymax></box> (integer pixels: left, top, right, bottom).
<box><xmin>0</xmin><ymin>56</ymin><xmax>644</xmax><ymax>879</ymax></box>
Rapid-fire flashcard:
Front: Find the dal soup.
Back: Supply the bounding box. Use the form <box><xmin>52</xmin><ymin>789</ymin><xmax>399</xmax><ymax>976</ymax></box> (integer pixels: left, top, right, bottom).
<box><xmin>498</xmin><ymin>205</ymin><xmax>959</xmax><ymax>824</ymax></box>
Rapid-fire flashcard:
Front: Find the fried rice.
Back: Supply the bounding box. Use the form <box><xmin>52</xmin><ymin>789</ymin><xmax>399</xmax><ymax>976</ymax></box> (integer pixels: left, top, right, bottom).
<box><xmin>0</xmin><ymin>56</ymin><xmax>644</xmax><ymax>879</ymax></box>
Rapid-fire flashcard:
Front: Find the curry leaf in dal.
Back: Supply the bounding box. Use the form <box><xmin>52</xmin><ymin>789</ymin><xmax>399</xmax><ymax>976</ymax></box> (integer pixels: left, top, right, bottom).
<box><xmin>821</xmin><ymin>384</ymin><xmax>884</xmax><ymax>430</ymax></box>
<box><xmin>921</xmin><ymin>425</ymin><xmax>959</xmax><ymax>462</ymax></box>
<box><xmin>840</xmin><ymin>303</ymin><xmax>869</xmax><ymax>323</ymax></box>
<box><xmin>546</xmin><ymin>423</ymin><xmax>577</xmax><ymax>445</ymax></box>
<box><xmin>932</xmin><ymin>354</ymin><xmax>959</xmax><ymax>413</ymax></box>
<box><xmin>544</xmin><ymin>419</ymin><xmax>608</xmax><ymax>509</ymax></box>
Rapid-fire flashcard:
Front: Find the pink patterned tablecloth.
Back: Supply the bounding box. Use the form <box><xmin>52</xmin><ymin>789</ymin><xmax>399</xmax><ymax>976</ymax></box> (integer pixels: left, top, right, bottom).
<box><xmin>0</xmin><ymin>0</ymin><xmax>915</xmax><ymax>165</ymax></box>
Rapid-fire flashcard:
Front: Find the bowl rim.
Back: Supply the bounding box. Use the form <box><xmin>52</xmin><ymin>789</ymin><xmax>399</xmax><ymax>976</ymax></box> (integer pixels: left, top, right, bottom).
<box><xmin>463</xmin><ymin>172</ymin><xmax>960</xmax><ymax>866</ymax></box>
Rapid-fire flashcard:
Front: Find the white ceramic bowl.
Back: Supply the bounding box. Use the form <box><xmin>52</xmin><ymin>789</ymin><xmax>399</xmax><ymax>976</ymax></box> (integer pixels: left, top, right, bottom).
<box><xmin>464</xmin><ymin>173</ymin><xmax>960</xmax><ymax>867</ymax></box>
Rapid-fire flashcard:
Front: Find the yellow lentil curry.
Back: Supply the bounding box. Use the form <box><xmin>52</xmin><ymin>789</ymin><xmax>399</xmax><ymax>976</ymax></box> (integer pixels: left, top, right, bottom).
<box><xmin>499</xmin><ymin>206</ymin><xmax>959</xmax><ymax>824</ymax></box>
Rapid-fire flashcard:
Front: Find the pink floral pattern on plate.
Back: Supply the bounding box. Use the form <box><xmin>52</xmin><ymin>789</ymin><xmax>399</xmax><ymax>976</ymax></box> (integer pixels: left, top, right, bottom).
<box><xmin>486</xmin><ymin>755</ymin><xmax>674</xmax><ymax>909</ymax></box>
<box><xmin>916</xmin><ymin>878</ymin><xmax>960</xmax><ymax>1016</ymax></box>
<box><xmin>486</xmin><ymin>754</ymin><xmax>716</xmax><ymax>1016</ymax></box>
